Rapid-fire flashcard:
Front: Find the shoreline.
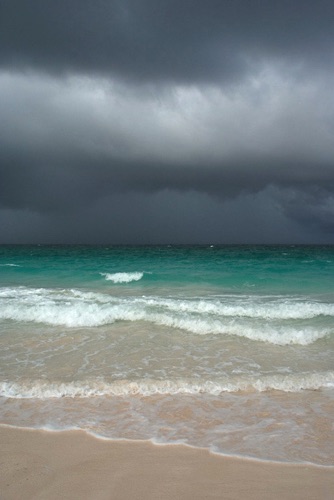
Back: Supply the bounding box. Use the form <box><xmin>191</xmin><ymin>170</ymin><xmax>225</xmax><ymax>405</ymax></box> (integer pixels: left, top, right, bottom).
<box><xmin>2</xmin><ymin>422</ymin><xmax>333</xmax><ymax>470</ymax></box>
<box><xmin>1</xmin><ymin>425</ymin><xmax>333</xmax><ymax>499</ymax></box>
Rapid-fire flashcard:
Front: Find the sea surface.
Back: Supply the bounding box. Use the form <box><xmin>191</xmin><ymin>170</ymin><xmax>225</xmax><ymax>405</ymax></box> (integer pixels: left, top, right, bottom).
<box><xmin>0</xmin><ymin>244</ymin><xmax>333</xmax><ymax>465</ymax></box>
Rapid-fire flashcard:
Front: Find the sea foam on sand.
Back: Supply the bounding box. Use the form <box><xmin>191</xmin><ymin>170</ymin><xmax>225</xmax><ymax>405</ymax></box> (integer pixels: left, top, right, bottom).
<box><xmin>1</xmin><ymin>425</ymin><xmax>333</xmax><ymax>500</ymax></box>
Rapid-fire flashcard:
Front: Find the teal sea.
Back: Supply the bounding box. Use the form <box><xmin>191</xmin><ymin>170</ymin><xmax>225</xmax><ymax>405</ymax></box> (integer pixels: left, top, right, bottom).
<box><xmin>1</xmin><ymin>245</ymin><xmax>333</xmax><ymax>465</ymax></box>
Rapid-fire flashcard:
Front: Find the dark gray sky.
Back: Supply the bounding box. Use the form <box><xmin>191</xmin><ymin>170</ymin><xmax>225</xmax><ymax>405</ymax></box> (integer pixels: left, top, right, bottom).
<box><xmin>1</xmin><ymin>0</ymin><xmax>334</xmax><ymax>243</ymax></box>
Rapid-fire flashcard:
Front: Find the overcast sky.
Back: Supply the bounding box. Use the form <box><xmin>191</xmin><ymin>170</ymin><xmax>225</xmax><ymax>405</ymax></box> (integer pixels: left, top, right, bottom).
<box><xmin>1</xmin><ymin>0</ymin><xmax>334</xmax><ymax>244</ymax></box>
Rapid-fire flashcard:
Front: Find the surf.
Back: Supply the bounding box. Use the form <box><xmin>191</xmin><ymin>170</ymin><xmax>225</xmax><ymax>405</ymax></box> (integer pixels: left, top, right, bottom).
<box><xmin>100</xmin><ymin>272</ymin><xmax>144</xmax><ymax>283</ymax></box>
<box><xmin>0</xmin><ymin>286</ymin><xmax>332</xmax><ymax>345</ymax></box>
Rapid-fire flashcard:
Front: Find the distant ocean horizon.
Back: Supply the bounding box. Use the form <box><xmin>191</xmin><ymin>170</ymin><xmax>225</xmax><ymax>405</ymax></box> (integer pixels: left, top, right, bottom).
<box><xmin>1</xmin><ymin>244</ymin><xmax>333</xmax><ymax>465</ymax></box>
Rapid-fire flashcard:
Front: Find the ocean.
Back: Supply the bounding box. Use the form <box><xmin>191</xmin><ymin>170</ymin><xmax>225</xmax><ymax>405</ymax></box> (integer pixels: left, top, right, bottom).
<box><xmin>0</xmin><ymin>244</ymin><xmax>333</xmax><ymax>465</ymax></box>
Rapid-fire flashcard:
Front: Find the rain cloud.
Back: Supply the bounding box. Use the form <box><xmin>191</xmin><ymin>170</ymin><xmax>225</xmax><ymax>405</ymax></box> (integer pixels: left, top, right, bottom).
<box><xmin>1</xmin><ymin>1</ymin><xmax>334</xmax><ymax>243</ymax></box>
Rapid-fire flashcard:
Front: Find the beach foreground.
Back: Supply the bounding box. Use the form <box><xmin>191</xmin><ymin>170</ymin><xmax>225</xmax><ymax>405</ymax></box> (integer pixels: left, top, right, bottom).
<box><xmin>1</xmin><ymin>426</ymin><xmax>333</xmax><ymax>500</ymax></box>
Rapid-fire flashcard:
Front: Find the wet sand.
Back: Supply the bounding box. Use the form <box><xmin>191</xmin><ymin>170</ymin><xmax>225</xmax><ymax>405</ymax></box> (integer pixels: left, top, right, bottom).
<box><xmin>1</xmin><ymin>425</ymin><xmax>333</xmax><ymax>500</ymax></box>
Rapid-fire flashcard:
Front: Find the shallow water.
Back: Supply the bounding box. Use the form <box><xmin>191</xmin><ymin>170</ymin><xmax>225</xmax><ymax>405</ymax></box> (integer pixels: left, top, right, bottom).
<box><xmin>1</xmin><ymin>245</ymin><xmax>333</xmax><ymax>464</ymax></box>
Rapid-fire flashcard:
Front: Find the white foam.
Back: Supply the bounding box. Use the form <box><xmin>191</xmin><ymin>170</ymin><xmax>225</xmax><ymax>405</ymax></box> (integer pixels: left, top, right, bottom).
<box><xmin>0</xmin><ymin>287</ymin><xmax>332</xmax><ymax>345</ymax></box>
<box><xmin>140</xmin><ymin>296</ymin><xmax>334</xmax><ymax>320</ymax></box>
<box><xmin>101</xmin><ymin>272</ymin><xmax>144</xmax><ymax>283</ymax></box>
<box><xmin>1</xmin><ymin>371</ymin><xmax>334</xmax><ymax>399</ymax></box>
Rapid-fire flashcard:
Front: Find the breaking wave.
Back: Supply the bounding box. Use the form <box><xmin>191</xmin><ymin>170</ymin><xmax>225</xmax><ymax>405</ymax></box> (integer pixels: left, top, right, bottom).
<box><xmin>0</xmin><ymin>287</ymin><xmax>333</xmax><ymax>345</ymax></box>
<box><xmin>1</xmin><ymin>371</ymin><xmax>334</xmax><ymax>399</ymax></box>
<box><xmin>100</xmin><ymin>272</ymin><xmax>144</xmax><ymax>283</ymax></box>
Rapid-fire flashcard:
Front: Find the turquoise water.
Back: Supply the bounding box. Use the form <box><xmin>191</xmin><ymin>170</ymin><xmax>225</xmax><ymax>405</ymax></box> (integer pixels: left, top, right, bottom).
<box><xmin>1</xmin><ymin>245</ymin><xmax>334</xmax><ymax>464</ymax></box>
<box><xmin>1</xmin><ymin>244</ymin><xmax>334</xmax><ymax>293</ymax></box>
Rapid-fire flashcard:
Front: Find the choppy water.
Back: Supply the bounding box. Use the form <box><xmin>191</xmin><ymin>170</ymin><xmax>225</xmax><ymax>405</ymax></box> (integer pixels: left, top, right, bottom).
<box><xmin>0</xmin><ymin>245</ymin><xmax>333</xmax><ymax>464</ymax></box>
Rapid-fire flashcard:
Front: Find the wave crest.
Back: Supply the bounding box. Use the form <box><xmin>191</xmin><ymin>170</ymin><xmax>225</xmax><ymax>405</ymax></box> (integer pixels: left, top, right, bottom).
<box><xmin>1</xmin><ymin>372</ymin><xmax>333</xmax><ymax>399</ymax></box>
<box><xmin>0</xmin><ymin>287</ymin><xmax>332</xmax><ymax>345</ymax></box>
<box><xmin>101</xmin><ymin>272</ymin><xmax>144</xmax><ymax>283</ymax></box>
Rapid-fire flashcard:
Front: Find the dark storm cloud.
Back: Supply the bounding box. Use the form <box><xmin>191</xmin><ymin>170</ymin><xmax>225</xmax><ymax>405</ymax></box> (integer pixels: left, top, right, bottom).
<box><xmin>278</xmin><ymin>187</ymin><xmax>334</xmax><ymax>233</ymax></box>
<box><xmin>0</xmin><ymin>190</ymin><xmax>312</xmax><ymax>245</ymax></box>
<box><xmin>1</xmin><ymin>1</ymin><xmax>334</xmax><ymax>242</ymax></box>
<box><xmin>1</xmin><ymin>0</ymin><xmax>334</xmax><ymax>83</ymax></box>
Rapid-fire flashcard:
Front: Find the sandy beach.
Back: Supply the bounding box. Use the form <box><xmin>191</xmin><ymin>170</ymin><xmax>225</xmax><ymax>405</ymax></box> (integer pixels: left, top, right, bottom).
<box><xmin>1</xmin><ymin>425</ymin><xmax>333</xmax><ymax>500</ymax></box>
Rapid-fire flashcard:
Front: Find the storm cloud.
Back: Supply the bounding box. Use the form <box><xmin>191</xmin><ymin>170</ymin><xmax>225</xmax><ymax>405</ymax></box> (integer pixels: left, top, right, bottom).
<box><xmin>1</xmin><ymin>1</ymin><xmax>334</xmax><ymax>243</ymax></box>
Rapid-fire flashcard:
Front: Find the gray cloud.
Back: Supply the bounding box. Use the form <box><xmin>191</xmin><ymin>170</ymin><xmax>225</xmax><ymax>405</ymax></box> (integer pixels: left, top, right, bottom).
<box><xmin>1</xmin><ymin>1</ymin><xmax>334</xmax><ymax>83</ymax></box>
<box><xmin>0</xmin><ymin>189</ymin><xmax>316</xmax><ymax>245</ymax></box>
<box><xmin>1</xmin><ymin>1</ymin><xmax>334</xmax><ymax>243</ymax></box>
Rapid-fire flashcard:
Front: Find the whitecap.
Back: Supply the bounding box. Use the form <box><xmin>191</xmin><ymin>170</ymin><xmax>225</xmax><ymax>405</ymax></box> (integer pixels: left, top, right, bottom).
<box><xmin>100</xmin><ymin>272</ymin><xmax>144</xmax><ymax>283</ymax></box>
